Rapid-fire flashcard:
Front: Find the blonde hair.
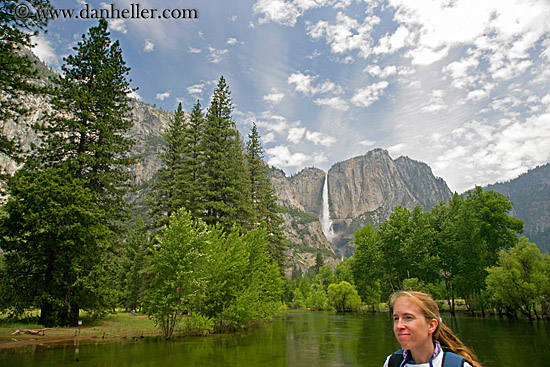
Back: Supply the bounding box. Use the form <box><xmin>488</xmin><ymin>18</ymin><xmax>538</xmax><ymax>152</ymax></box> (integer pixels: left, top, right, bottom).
<box><xmin>390</xmin><ymin>291</ymin><xmax>482</xmax><ymax>367</ymax></box>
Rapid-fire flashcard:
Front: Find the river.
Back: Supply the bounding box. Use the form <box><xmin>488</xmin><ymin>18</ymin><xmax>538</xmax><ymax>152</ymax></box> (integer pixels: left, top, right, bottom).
<box><xmin>1</xmin><ymin>311</ymin><xmax>549</xmax><ymax>367</ymax></box>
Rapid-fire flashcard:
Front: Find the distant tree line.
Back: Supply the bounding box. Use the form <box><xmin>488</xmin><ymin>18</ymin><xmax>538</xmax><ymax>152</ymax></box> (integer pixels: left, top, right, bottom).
<box><xmin>283</xmin><ymin>188</ymin><xmax>550</xmax><ymax>320</ymax></box>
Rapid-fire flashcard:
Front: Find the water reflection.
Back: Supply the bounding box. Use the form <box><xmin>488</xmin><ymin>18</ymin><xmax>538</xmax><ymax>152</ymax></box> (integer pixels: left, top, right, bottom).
<box><xmin>1</xmin><ymin>311</ymin><xmax>549</xmax><ymax>367</ymax></box>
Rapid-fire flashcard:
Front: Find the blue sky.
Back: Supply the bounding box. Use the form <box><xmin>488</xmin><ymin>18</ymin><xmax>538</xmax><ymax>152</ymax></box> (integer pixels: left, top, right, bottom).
<box><xmin>32</xmin><ymin>0</ymin><xmax>550</xmax><ymax>192</ymax></box>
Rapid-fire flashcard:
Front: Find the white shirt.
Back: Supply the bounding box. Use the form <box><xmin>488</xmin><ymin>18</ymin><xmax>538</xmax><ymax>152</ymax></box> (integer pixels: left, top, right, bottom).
<box><xmin>382</xmin><ymin>349</ymin><xmax>473</xmax><ymax>367</ymax></box>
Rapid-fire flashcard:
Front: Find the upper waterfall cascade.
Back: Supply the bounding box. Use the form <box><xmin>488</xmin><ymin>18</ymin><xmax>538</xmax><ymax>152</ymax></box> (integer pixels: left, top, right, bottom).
<box><xmin>320</xmin><ymin>173</ymin><xmax>335</xmax><ymax>241</ymax></box>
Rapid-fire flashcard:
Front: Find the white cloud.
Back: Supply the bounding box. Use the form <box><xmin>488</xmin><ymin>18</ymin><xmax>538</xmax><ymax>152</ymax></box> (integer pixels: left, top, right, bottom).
<box><xmin>359</xmin><ymin>139</ymin><xmax>376</xmax><ymax>147</ymax></box>
<box><xmin>156</xmin><ymin>91</ymin><xmax>171</xmax><ymax>101</ymax></box>
<box><xmin>127</xmin><ymin>90</ymin><xmax>142</xmax><ymax>101</ymax></box>
<box><xmin>108</xmin><ymin>19</ymin><xmax>127</xmax><ymax>34</ymax></box>
<box><xmin>189</xmin><ymin>47</ymin><xmax>202</xmax><ymax>54</ymax></box>
<box><xmin>287</xmin><ymin>127</ymin><xmax>306</xmax><ymax>144</ymax></box>
<box><xmin>266</xmin><ymin>145</ymin><xmax>311</xmax><ymax>167</ymax></box>
<box><xmin>351</xmin><ymin>81</ymin><xmax>389</xmax><ymax>108</ymax></box>
<box><xmin>31</xmin><ymin>34</ymin><xmax>60</xmax><ymax>67</ymax></box>
<box><xmin>313</xmin><ymin>97</ymin><xmax>349</xmax><ymax>111</ymax></box>
<box><xmin>288</xmin><ymin>72</ymin><xmax>340</xmax><ymax>96</ymax></box>
<box><xmin>306</xmin><ymin>131</ymin><xmax>337</xmax><ymax>146</ymax></box>
<box><xmin>143</xmin><ymin>40</ymin><xmax>155</xmax><ymax>52</ymax></box>
<box><xmin>253</xmin><ymin>0</ymin><xmax>302</xmax><ymax>26</ymax></box>
<box><xmin>262</xmin><ymin>132</ymin><xmax>276</xmax><ymax>144</ymax></box>
<box><xmin>227</xmin><ymin>38</ymin><xmax>238</xmax><ymax>45</ymax></box>
<box><xmin>364</xmin><ymin>64</ymin><xmax>398</xmax><ymax>78</ymax></box>
<box><xmin>208</xmin><ymin>47</ymin><xmax>229</xmax><ymax>63</ymax></box>
<box><xmin>373</xmin><ymin>25</ymin><xmax>411</xmax><ymax>54</ymax></box>
<box><xmin>187</xmin><ymin>83</ymin><xmax>205</xmax><ymax>96</ymax></box>
<box><xmin>307</xmin><ymin>12</ymin><xmax>380</xmax><ymax>58</ymax></box>
<box><xmin>263</xmin><ymin>92</ymin><xmax>285</xmax><ymax>104</ymax></box>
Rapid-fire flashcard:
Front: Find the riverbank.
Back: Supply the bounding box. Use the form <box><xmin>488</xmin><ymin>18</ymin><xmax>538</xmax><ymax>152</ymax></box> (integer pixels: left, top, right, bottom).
<box><xmin>0</xmin><ymin>312</ymin><xmax>162</xmax><ymax>350</ymax></box>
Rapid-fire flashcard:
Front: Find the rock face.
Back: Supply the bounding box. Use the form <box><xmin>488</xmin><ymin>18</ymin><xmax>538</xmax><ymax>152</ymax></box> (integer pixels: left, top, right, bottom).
<box><xmin>484</xmin><ymin>163</ymin><xmax>550</xmax><ymax>252</ymax></box>
<box><xmin>269</xmin><ymin>149</ymin><xmax>453</xmax><ymax>259</ymax></box>
<box><xmin>268</xmin><ymin>168</ymin><xmax>337</xmax><ymax>276</ymax></box>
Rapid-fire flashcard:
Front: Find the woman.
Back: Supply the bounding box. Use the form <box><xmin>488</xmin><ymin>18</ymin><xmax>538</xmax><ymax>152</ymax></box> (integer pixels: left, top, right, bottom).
<box><xmin>383</xmin><ymin>291</ymin><xmax>482</xmax><ymax>367</ymax></box>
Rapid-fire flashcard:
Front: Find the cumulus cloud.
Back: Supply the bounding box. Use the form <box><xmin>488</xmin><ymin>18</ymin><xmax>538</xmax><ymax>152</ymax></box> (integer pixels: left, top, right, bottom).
<box><xmin>31</xmin><ymin>34</ymin><xmax>60</xmax><ymax>67</ymax></box>
<box><xmin>143</xmin><ymin>40</ymin><xmax>155</xmax><ymax>52</ymax></box>
<box><xmin>266</xmin><ymin>145</ymin><xmax>311</xmax><ymax>167</ymax></box>
<box><xmin>156</xmin><ymin>91</ymin><xmax>171</xmax><ymax>101</ymax></box>
<box><xmin>189</xmin><ymin>47</ymin><xmax>202</xmax><ymax>54</ymax></box>
<box><xmin>364</xmin><ymin>64</ymin><xmax>398</xmax><ymax>78</ymax></box>
<box><xmin>288</xmin><ymin>72</ymin><xmax>340</xmax><ymax>96</ymax></box>
<box><xmin>307</xmin><ymin>11</ymin><xmax>380</xmax><ymax>58</ymax></box>
<box><xmin>263</xmin><ymin>92</ymin><xmax>285</xmax><ymax>104</ymax></box>
<box><xmin>262</xmin><ymin>132</ymin><xmax>276</xmax><ymax>144</ymax></box>
<box><xmin>187</xmin><ymin>83</ymin><xmax>205</xmax><ymax>96</ymax></box>
<box><xmin>127</xmin><ymin>90</ymin><xmax>142</xmax><ymax>101</ymax></box>
<box><xmin>227</xmin><ymin>38</ymin><xmax>238</xmax><ymax>45</ymax></box>
<box><xmin>108</xmin><ymin>19</ymin><xmax>127</xmax><ymax>34</ymax></box>
<box><xmin>351</xmin><ymin>81</ymin><xmax>389</xmax><ymax>108</ymax></box>
<box><xmin>313</xmin><ymin>97</ymin><xmax>349</xmax><ymax>111</ymax></box>
<box><xmin>305</xmin><ymin>131</ymin><xmax>337</xmax><ymax>146</ymax></box>
<box><xmin>208</xmin><ymin>47</ymin><xmax>229</xmax><ymax>63</ymax></box>
<box><xmin>287</xmin><ymin>127</ymin><xmax>306</xmax><ymax>144</ymax></box>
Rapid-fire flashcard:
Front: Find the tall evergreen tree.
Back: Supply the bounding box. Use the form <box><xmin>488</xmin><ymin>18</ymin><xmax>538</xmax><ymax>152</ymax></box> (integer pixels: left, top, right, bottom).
<box><xmin>245</xmin><ymin>123</ymin><xmax>286</xmax><ymax>271</ymax></box>
<box><xmin>0</xmin><ymin>0</ymin><xmax>51</xmax><ymax>175</ymax></box>
<box><xmin>149</xmin><ymin>102</ymin><xmax>186</xmax><ymax>228</ymax></box>
<box><xmin>33</xmin><ymin>18</ymin><xmax>135</xmax><ymax>223</ymax></box>
<box><xmin>180</xmin><ymin>100</ymin><xmax>205</xmax><ymax>219</ymax></box>
<box><xmin>1</xmin><ymin>19</ymin><xmax>136</xmax><ymax>326</ymax></box>
<box><xmin>200</xmin><ymin>76</ymin><xmax>253</xmax><ymax>231</ymax></box>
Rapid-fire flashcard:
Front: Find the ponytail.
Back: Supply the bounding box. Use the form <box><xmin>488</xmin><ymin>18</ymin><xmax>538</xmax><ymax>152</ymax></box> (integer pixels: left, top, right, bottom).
<box><xmin>435</xmin><ymin>322</ymin><xmax>482</xmax><ymax>367</ymax></box>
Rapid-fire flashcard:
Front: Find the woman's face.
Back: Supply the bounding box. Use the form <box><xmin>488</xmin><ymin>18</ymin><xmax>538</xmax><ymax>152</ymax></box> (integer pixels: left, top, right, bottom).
<box><xmin>393</xmin><ymin>297</ymin><xmax>437</xmax><ymax>352</ymax></box>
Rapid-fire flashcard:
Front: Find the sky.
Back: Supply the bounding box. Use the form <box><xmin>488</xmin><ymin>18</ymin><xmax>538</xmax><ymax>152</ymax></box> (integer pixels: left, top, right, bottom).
<box><xmin>31</xmin><ymin>0</ymin><xmax>550</xmax><ymax>193</ymax></box>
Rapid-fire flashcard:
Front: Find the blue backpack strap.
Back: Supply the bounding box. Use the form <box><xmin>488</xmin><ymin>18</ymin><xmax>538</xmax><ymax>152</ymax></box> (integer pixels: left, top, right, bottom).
<box><xmin>388</xmin><ymin>349</ymin><xmax>404</xmax><ymax>367</ymax></box>
<box><xmin>442</xmin><ymin>351</ymin><xmax>465</xmax><ymax>367</ymax></box>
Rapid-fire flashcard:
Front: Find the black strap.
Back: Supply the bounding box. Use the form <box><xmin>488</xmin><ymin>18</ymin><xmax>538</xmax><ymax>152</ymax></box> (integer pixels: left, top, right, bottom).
<box><xmin>388</xmin><ymin>350</ymin><xmax>465</xmax><ymax>367</ymax></box>
<box><xmin>388</xmin><ymin>350</ymin><xmax>404</xmax><ymax>367</ymax></box>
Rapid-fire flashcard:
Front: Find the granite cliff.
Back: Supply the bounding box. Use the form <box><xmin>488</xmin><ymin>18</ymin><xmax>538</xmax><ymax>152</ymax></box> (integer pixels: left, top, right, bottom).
<box><xmin>270</xmin><ymin>149</ymin><xmax>453</xmax><ymax>260</ymax></box>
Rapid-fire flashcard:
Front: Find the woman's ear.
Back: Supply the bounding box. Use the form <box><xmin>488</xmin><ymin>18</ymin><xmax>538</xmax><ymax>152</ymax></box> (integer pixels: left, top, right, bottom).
<box><xmin>428</xmin><ymin>319</ymin><xmax>438</xmax><ymax>335</ymax></box>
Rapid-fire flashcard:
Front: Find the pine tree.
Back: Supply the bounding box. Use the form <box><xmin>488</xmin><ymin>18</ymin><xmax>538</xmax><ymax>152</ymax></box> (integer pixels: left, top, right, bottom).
<box><xmin>149</xmin><ymin>103</ymin><xmax>186</xmax><ymax>228</ymax></box>
<box><xmin>1</xmin><ymin>19</ymin><xmax>136</xmax><ymax>326</ymax></box>
<box><xmin>0</xmin><ymin>0</ymin><xmax>51</xmax><ymax>175</ymax></box>
<box><xmin>180</xmin><ymin>100</ymin><xmax>205</xmax><ymax>219</ymax></box>
<box><xmin>33</xmin><ymin>18</ymin><xmax>135</xmax><ymax>223</ymax></box>
<box><xmin>245</xmin><ymin>123</ymin><xmax>287</xmax><ymax>271</ymax></box>
<box><xmin>200</xmin><ymin>76</ymin><xmax>253</xmax><ymax>231</ymax></box>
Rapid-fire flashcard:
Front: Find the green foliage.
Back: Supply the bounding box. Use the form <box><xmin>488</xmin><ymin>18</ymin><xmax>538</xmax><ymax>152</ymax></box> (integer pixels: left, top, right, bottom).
<box><xmin>486</xmin><ymin>237</ymin><xmax>548</xmax><ymax>319</ymax></box>
<box><xmin>327</xmin><ymin>281</ymin><xmax>362</xmax><ymax>312</ymax></box>
<box><xmin>200</xmin><ymin>76</ymin><xmax>254</xmax><ymax>231</ymax></box>
<box><xmin>0</xmin><ymin>19</ymin><xmax>136</xmax><ymax>327</ymax></box>
<box><xmin>149</xmin><ymin>103</ymin><xmax>187</xmax><ymax>228</ymax></box>
<box><xmin>0</xmin><ymin>165</ymin><xmax>113</xmax><ymax>326</ymax></box>
<box><xmin>114</xmin><ymin>217</ymin><xmax>151</xmax><ymax>311</ymax></box>
<box><xmin>245</xmin><ymin>123</ymin><xmax>287</xmax><ymax>271</ymax></box>
<box><xmin>352</xmin><ymin>225</ymin><xmax>382</xmax><ymax>307</ymax></box>
<box><xmin>142</xmin><ymin>209</ymin><xmax>283</xmax><ymax>339</ymax></box>
<box><xmin>349</xmin><ymin>187</ymin><xmax>525</xmax><ymax>316</ymax></box>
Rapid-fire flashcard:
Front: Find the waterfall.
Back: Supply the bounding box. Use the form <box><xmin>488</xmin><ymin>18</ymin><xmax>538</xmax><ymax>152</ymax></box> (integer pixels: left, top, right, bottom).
<box><xmin>321</xmin><ymin>173</ymin><xmax>335</xmax><ymax>241</ymax></box>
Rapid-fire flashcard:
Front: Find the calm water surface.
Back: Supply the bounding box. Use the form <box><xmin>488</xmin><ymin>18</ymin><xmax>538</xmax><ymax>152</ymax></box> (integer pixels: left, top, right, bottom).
<box><xmin>1</xmin><ymin>311</ymin><xmax>549</xmax><ymax>367</ymax></box>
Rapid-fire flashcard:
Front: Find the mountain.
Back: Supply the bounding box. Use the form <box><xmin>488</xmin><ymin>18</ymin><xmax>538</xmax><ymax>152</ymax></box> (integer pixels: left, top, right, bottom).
<box><xmin>270</xmin><ymin>149</ymin><xmax>453</xmax><ymax>262</ymax></box>
<box><xmin>483</xmin><ymin>164</ymin><xmax>550</xmax><ymax>252</ymax></box>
